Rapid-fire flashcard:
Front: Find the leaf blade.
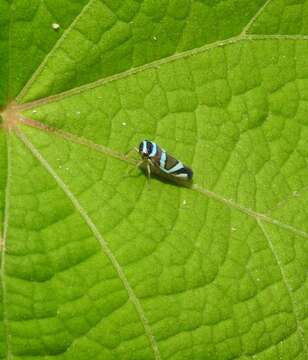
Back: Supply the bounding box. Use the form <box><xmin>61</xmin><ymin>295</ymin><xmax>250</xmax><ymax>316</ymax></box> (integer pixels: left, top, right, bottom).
<box><xmin>19</xmin><ymin>0</ymin><xmax>267</xmax><ymax>103</ymax></box>
<box><xmin>250</xmin><ymin>0</ymin><xmax>308</xmax><ymax>35</ymax></box>
<box><xmin>0</xmin><ymin>1</ymin><xmax>308</xmax><ymax>359</ymax></box>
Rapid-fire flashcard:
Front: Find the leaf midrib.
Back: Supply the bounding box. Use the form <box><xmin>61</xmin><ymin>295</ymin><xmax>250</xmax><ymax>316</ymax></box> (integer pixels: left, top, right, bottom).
<box><xmin>13</xmin><ymin>114</ymin><xmax>308</xmax><ymax>241</ymax></box>
<box><xmin>1</xmin><ymin>0</ymin><xmax>307</xmax><ymax>358</ymax></box>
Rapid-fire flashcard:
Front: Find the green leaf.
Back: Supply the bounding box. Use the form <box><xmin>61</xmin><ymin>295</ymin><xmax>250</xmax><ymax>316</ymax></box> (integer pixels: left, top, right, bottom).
<box><xmin>250</xmin><ymin>0</ymin><xmax>308</xmax><ymax>35</ymax></box>
<box><xmin>0</xmin><ymin>119</ymin><xmax>6</xmax><ymax>359</ymax></box>
<box><xmin>19</xmin><ymin>0</ymin><xmax>266</xmax><ymax>102</ymax></box>
<box><xmin>0</xmin><ymin>1</ymin><xmax>10</xmax><ymax>107</ymax></box>
<box><xmin>1</xmin><ymin>1</ymin><xmax>308</xmax><ymax>360</ymax></box>
<box><xmin>0</xmin><ymin>0</ymin><xmax>88</xmax><ymax>105</ymax></box>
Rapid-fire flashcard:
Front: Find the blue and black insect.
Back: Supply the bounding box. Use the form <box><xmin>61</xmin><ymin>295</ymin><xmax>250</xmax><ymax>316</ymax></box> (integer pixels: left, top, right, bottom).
<box><xmin>137</xmin><ymin>140</ymin><xmax>193</xmax><ymax>181</ymax></box>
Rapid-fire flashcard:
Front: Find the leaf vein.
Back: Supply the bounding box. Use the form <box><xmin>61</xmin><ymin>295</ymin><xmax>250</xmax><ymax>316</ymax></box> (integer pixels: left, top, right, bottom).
<box><xmin>257</xmin><ymin>219</ymin><xmax>308</xmax><ymax>356</ymax></box>
<box><xmin>241</xmin><ymin>0</ymin><xmax>274</xmax><ymax>35</ymax></box>
<box><xmin>193</xmin><ymin>184</ymin><xmax>308</xmax><ymax>239</ymax></box>
<box><xmin>1</xmin><ymin>131</ymin><xmax>13</xmax><ymax>359</ymax></box>
<box><xmin>16</xmin><ymin>35</ymin><xmax>242</xmax><ymax>111</ymax></box>
<box><xmin>18</xmin><ymin>117</ymin><xmax>308</xmax><ymax>241</ymax></box>
<box><xmin>16</xmin><ymin>0</ymin><xmax>95</xmax><ymax>103</ymax></box>
<box><xmin>15</xmin><ymin>127</ymin><xmax>161</xmax><ymax>360</ymax></box>
<box><xmin>7</xmin><ymin>2</ymin><xmax>14</xmax><ymax>101</ymax></box>
<box><xmin>15</xmin><ymin>34</ymin><xmax>308</xmax><ymax>111</ymax></box>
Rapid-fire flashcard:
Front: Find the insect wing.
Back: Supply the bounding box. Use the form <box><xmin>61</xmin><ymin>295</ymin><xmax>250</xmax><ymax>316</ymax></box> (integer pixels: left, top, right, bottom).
<box><xmin>160</xmin><ymin>152</ymin><xmax>193</xmax><ymax>180</ymax></box>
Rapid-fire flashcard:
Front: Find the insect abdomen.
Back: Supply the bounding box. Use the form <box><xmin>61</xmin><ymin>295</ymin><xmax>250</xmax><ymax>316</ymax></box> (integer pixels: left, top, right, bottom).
<box><xmin>172</xmin><ymin>165</ymin><xmax>193</xmax><ymax>179</ymax></box>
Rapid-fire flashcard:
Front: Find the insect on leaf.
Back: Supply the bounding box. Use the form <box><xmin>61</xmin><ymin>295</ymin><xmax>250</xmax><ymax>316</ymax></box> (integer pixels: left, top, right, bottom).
<box><xmin>0</xmin><ymin>0</ymin><xmax>307</xmax><ymax>359</ymax></box>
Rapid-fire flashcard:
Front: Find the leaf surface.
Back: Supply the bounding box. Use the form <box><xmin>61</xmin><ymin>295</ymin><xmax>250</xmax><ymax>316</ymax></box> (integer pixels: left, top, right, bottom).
<box><xmin>0</xmin><ymin>1</ymin><xmax>308</xmax><ymax>360</ymax></box>
<box><xmin>19</xmin><ymin>0</ymin><xmax>266</xmax><ymax>102</ymax></box>
<box><xmin>250</xmin><ymin>0</ymin><xmax>308</xmax><ymax>35</ymax></box>
<box><xmin>0</xmin><ymin>0</ymin><xmax>88</xmax><ymax>105</ymax></box>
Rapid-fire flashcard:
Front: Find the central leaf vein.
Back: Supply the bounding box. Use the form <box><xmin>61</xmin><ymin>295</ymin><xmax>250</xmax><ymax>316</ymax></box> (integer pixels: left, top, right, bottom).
<box><xmin>17</xmin><ymin>117</ymin><xmax>308</xmax><ymax>241</ymax></box>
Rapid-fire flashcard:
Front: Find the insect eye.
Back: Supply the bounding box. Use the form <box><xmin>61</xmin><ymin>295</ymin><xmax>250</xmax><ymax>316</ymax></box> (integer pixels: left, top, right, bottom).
<box><xmin>138</xmin><ymin>142</ymin><xmax>144</xmax><ymax>154</ymax></box>
<box><xmin>146</xmin><ymin>141</ymin><xmax>153</xmax><ymax>154</ymax></box>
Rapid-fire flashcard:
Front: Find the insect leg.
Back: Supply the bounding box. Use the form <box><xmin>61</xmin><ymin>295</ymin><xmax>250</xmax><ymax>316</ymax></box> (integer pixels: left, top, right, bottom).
<box><xmin>136</xmin><ymin>160</ymin><xmax>145</xmax><ymax>168</ymax></box>
<box><xmin>125</xmin><ymin>159</ymin><xmax>145</xmax><ymax>177</ymax></box>
<box><xmin>125</xmin><ymin>147</ymin><xmax>139</xmax><ymax>158</ymax></box>
<box><xmin>146</xmin><ymin>162</ymin><xmax>151</xmax><ymax>181</ymax></box>
<box><xmin>135</xmin><ymin>159</ymin><xmax>152</xmax><ymax>182</ymax></box>
<box><xmin>143</xmin><ymin>161</ymin><xmax>152</xmax><ymax>188</ymax></box>
<box><xmin>124</xmin><ymin>146</ymin><xmax>143</xmax><ymax>177</ymax></box>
